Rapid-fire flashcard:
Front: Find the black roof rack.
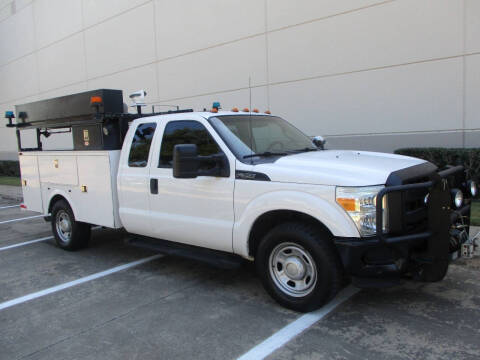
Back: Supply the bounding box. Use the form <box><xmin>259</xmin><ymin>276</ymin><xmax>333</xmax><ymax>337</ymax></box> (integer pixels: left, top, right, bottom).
<box><xmin>5</xmin><ymin>89</ymin><xmax>193</xmax><ymax>151</ymax></box>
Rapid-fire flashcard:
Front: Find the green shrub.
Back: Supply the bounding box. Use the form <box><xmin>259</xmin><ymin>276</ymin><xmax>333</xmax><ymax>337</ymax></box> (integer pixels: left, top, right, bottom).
<box><xmin>0</xmin><ymin>160</ymin><xmax>20</xmax><ymax>177</ymax></box>
<box><xmin>394</xmin><ymin>148</ymin><xmax>479</xmax><ymax>184</ymax></box>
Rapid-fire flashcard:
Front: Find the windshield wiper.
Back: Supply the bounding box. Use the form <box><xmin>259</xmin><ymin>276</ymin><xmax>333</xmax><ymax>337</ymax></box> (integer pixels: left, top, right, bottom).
<box><xmin>243</xmin><ymin>151</ymin><xmax>288</xmax><ymax>159</ymax></box>
<box><xmin>288</xmin><ymin>147</ymin><xmax>318</xmax><ymax>153</ymax></box>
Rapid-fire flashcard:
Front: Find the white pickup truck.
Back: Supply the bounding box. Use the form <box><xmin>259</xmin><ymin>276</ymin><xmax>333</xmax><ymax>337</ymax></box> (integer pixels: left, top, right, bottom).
<box><xmin>6</xmin><ymin>89</ymin><xmax>478</xmax><ymax>312</ymax></box>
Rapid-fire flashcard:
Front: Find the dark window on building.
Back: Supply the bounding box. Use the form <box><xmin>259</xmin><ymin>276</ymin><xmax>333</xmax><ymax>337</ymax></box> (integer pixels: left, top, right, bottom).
<box><xmin>159</xmin><ymin>120</ymin><xmax>222</xmax><ymax>168</ymax></box>
<box><xmin>128</xmin><ymin>122</ymin><xmax>157</xmax><ymax>167</ymax></box>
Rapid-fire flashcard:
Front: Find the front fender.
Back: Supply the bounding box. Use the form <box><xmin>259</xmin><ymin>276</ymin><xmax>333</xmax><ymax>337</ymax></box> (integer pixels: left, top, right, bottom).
<box><xmin>232</xmin><ymin>189</ymin><xmax>359</xmax><ymax>258</ymax></box>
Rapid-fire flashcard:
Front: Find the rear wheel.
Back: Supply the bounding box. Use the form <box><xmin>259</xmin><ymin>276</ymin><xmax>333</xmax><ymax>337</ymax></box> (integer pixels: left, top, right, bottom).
<box><xmin>256</xmin><ymin>222</ymin><xmax>343</xmax><ymax>312</ymax></box>
<box><xmin>51</xmin><ymin>200</ymin><xmax>91</xmax><ymax>250</ymax></box>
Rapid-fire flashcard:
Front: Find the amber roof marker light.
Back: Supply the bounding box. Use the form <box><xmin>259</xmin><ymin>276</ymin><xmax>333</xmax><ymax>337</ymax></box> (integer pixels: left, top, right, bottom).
<box><xmin>90</xmin><ymin>95</ymin><xmax>103</xmax><ymax>113</ymax></box>
<box><xmin>90</xmin><ymin>96</ymin><xmax>102</xmax><ymax>105</ymax></box>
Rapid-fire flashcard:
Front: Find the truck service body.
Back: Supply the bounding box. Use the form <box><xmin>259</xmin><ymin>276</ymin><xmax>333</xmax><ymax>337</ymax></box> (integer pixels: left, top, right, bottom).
<box><xmin>6</xmin><ymin>89</ymin><xmax>478</xmax><ymax>312</ymax></box>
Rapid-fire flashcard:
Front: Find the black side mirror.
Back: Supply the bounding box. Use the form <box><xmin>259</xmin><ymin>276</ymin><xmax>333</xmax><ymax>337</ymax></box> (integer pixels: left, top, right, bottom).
<box><xmin>173</xmin><ymin>144</ymin><xmax>230</xmax><ymax>178</ymax></box>
<box><xmin>173</xmin><ymin>144</ymin><xmax>199</xmax><ymax>178</ymax></box>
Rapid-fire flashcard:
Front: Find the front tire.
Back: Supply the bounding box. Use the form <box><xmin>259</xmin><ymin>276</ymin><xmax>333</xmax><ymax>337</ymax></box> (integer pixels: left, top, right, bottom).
<box><xmin>51</xmin><ymin>200</ymin><xmax>91</xmax><ymax>250</ymax></box>
<box><xmin>256</xmin><ymin>222</ymin><xmax>343</xmax><ymax>312</ymax></box>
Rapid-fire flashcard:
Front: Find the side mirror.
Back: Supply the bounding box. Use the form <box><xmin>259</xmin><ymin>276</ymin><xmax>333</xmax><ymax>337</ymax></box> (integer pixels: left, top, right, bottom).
<box><xmin>312</xmin><ymin>135</ymin><xmax>326</xmax><ymax>150</ymax></box>
<box><xmin>173</xmin><ymin>144</ymin><xmax>230</xmax><ymax>178</ymax></box>
<box><xmin>173</xmin><ymin>144</ymin><xmax>199</xmax><ymax>178</ymax></box>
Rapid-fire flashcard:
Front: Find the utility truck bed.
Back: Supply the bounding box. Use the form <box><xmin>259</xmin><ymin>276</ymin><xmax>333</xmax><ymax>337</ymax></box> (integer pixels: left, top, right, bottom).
<box><xmin>19</xmin><ymin>150</ymin><xmax>122</xmax><ymax>228</ymax></box>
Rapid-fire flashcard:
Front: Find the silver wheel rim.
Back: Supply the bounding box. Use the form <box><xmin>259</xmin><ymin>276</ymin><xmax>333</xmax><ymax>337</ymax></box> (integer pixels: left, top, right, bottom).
<box><xmin>55</xmin><ymin>210</ymin><xmax>72</xmax><ymax>243</ymax></box>
<box><xmin>269</xmin><ymin>242</ymin><xmax>317</xmax><ymax>297</ymax></box>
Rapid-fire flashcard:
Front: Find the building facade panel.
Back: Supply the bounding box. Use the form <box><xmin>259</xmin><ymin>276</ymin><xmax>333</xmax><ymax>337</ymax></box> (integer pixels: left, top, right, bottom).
<box><xmin>0</xmin><ymin>4</ymin><xmax>34</xmax><ymax>66</ymax></box>
<box><xmin>266</xmin><ymin>0</ymin><xmax>386</xmax><ymax>31</ymax></box>
<box><xmin>33</xmin><ymin>0</ymin><xmax>82</xmax><ymax>48</ymax></box>
<box><xmin>466</xmin><ymin>53</ymin><xmax>480</xmax><ymax>130</ymax></box>
<box><xmin>82</xmin><ymin>0</ymin><xmax>148</xmax><ymax>28</ymax></box>
<box><xmin>154</xmin><ymin>0</ymin><xmax>265</xmax><ymax>60</ymax></box>
<box><xmin>466</xmin><ymin>0</ymin><xmax>480</xmax><ymax>53</ymax></box>
<box><xmin>0</xmin><ymin>53</ymin><xmax>38</xmax><ymax>104</ymax></box>
<box><xmin>84</xmin><ymin>2</ymin><xmax>156</xmax><ymax>79</ymax></box>
<box><xmin>269</xmin><ymin>57</ymin><xmax>463</xmax><ymax>136</ymax></box>
<box><xmin>268</xmin><ymin>0</ymin><xmax>463</xmax><ymax>84</ymax></box>
<box><xmin>156</xmin><ymin>35</ymin><xmax>267</xmax><ymax>101</ymax></box>
<box><xmin>37</xmin><ymin>33</ymin><xmax>87</xmax><ymax>92</ymax></box>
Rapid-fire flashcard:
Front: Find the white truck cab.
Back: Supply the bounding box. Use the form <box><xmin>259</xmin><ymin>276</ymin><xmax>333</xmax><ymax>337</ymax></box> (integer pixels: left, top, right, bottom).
<box><xmin>6</xmin><ymin>89</ymin><xmax>478</xmax><ymax>312</ymax></box>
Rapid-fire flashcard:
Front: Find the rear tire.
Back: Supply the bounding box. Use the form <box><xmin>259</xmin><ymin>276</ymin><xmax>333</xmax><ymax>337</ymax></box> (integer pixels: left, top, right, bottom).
<box><xmin>256</xmin><ymin>222</ymin><xmax>343</xmax><ymax>312</ymax></box>
<box><xmin>51</xmin><ymin>199</ymin><xmax>91</xmax><ymax>250</ymax></box>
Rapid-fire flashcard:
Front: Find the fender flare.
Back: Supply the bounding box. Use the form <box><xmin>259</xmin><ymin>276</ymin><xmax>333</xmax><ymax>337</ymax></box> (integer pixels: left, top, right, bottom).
<box><xmin>46</xmin><ymin>190</ymin><xmax>79</xmax><ymax>219</ymax></box>
<box><xmin>232</xmin><ymin>190</ymin><xmax>359</xmax><ymax>258</ymax></box>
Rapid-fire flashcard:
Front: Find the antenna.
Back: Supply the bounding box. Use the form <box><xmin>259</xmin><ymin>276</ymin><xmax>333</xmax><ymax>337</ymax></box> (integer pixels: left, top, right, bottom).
<box><xmin>248</xmin><ymin>77</ymin><xmax>254</xmax><ymax>164</ymax></box>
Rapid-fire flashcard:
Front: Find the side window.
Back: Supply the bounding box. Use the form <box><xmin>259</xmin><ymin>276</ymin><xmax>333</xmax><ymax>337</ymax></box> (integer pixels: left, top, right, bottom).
<box><xmin>159</xmin><ymin>120</ymin><xmax>222</xmax><ymax>168</ymax></box>
<box><xmin>128</xmin><ymin>122</ymin><xmax>157</xmax><ymax>167</ymax></box>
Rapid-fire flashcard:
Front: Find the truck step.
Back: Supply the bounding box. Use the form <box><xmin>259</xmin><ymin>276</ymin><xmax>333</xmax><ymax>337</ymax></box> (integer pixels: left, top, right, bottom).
<box><xmin>125</xmin><ymin>236</ymin><xmax>245</xmax><ymax>270</ymax></box>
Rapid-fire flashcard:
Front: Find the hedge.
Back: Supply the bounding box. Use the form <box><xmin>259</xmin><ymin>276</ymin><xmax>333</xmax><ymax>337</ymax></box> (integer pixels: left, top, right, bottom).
<box><xmin>0</xmin><ymin>160</ymin><xmax>20</xmax><ymax>177</ymax></box>
<box><xmin>394</xmin><ymin>148</ymin><xmax>480</xmax><ymax>184</ymax></box>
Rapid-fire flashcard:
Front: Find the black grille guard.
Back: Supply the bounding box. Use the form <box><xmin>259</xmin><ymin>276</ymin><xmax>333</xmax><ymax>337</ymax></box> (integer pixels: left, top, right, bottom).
<box><xmin>375</xmin><ymin>165</ymin><xmax>465</xmax><ymax>245</ymax></box>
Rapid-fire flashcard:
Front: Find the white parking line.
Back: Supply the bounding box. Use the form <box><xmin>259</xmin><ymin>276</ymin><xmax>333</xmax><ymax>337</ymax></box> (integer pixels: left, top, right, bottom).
<box><xmin>0</xmin><ymin>254</ymin><xmax>163</xmax><ymax>311</ymax></box>
<box><xmin>0</xmin><ymin>214</ymin><xmax>45</xmax><ymax>225</ymax></box>
<box><xmin>0</xmin><ymin>236</ymin><xmax>53</xmax><ymax>252</ymax></box>
<box><xmin>0</xmin><ymin>204</ymin><xmax>19</xmax><ymax>210</ymax></box>
<box><xmin>0</xmin><ymin>227</ymin><xmax>101</xmax><ymax>251</ymax></box>
<box><xmin>237</xmin><ymin>285</ymin><xmax>359</xmax><ymax>360</ymax></box>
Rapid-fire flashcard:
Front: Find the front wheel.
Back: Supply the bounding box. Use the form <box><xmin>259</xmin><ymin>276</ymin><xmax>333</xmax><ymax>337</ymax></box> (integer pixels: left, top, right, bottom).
<box><xmin>51</xmin><ymin>200</ymin><xmax>91</xmax><ymax>250</ymax></box>
<box><xmin>256</xmin><ymin>222</ymin><xmax>343</xmax><ymax>312</ymax></box>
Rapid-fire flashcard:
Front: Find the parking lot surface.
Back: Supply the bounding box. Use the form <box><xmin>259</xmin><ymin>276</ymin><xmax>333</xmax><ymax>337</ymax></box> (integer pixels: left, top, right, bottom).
<box><xmin>1</xmin><ymin>197</ymin><xmax>479</xmax><ymax>360</ymax></box>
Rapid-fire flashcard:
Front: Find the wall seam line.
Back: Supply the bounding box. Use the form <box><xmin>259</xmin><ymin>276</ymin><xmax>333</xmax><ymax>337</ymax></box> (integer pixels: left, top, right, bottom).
<box><xmin>2</xmin><ymin>51</ymin><xmax>480</xmax><ymax>107</ymax></box>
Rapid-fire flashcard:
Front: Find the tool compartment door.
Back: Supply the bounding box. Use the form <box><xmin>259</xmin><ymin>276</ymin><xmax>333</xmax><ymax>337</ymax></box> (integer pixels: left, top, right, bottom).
<box><xmin>75</xmin><ymin>154</ymin><xmax>116</xmax><ymax>228</ymax></box>
<box><xmin>19</xmin><ymin>154</ymin><xmax>43</xmax><ymax>212</ymax></box>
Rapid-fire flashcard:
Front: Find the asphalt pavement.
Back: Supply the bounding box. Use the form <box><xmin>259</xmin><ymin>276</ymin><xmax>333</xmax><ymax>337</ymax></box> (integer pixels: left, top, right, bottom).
<box><xmin>0</xmin><ymin>189</ymin><xmax>479</xmax><ymax>360</ymax></box>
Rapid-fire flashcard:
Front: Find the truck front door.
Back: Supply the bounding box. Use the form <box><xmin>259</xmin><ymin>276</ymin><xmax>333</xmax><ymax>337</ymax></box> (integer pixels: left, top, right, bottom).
<box><xmin>148</xmin><ymin>119</ymin><xmax>235</xmax><ymax>252</ymax></box>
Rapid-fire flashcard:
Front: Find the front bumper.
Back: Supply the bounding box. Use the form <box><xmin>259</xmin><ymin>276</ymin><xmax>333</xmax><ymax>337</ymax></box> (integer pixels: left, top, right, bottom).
<box><xmin>334</xmin><ymin>164</ymin><xmax>475</xmax><ymax>288</ymax></box>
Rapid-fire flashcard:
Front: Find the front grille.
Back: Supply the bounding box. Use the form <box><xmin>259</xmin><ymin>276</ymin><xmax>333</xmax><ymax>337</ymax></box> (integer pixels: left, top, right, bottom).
<box><xmin>387</xmin><ymin>188</ymin><xmax>429</xmax><ymax>235</ymax></box>
<box><xmin>403</xmin><ymin>188</ymin><xmax>429</xmax><ymax>233</ymax></box>
<box><xmin>386</xmin><ymin>170</ymin><xmax>433</xmax><ymax>236</ymax></box>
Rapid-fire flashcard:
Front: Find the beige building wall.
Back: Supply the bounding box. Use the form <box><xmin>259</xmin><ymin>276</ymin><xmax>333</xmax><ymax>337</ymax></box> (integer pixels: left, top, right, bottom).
<box><xmin>0</xmin><ymin>0</ymin><xmax>479</xmax><ymax>160</ymax></box>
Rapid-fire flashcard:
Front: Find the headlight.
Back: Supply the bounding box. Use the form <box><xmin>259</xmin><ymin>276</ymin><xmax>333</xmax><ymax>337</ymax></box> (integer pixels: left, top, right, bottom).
<box><xmin>467</xmin><ymin>180</ymin><xmax>477</xmax><ymax>197</ymax></box>
<box><xmin>451</xmin><ymin>188</ymin><xmax>463</xmax><ymax>208</ymax></box>
<box><xmin>336</xmin><ymin>185</ymin><xmax>387</xmax><ymax>237</ymax></box>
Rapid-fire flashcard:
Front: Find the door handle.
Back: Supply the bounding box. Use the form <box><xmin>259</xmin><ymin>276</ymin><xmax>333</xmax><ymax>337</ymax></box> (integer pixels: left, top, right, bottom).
<box><xmin>150</xmin><ymin>178</ymin><xmax>158</xmax><ymax>194</ymax></box>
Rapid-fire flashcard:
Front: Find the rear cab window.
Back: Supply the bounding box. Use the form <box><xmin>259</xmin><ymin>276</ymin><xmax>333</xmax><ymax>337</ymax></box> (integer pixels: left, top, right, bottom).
<box><xmin>128</xmin><ymin>122</ymin><xmax>157</xmax><ymax>167</ymax></box>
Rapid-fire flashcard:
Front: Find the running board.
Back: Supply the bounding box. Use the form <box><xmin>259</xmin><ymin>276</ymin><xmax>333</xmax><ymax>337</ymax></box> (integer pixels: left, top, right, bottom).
<box><xmin>125</xmin><ymin>236</ymin><xmax>244</xmax><ymax>269</ymax></box>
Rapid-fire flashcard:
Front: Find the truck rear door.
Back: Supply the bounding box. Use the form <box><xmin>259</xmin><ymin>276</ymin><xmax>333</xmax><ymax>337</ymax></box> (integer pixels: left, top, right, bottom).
<box><xmin>117</xmin><ymin>121</ymin><xmax>158</xmax><ymax>236</ymax></box>
<box><xmin>147</xmin><ymin>118</ymin><xmax>235</xmax><ymax>252</ymax></box>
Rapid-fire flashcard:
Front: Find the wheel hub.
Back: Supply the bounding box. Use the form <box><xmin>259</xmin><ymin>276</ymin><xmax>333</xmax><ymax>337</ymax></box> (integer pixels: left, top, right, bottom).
<box><xmin>56</xmin><ymin>210</ymin><xmax>72</xmax><ymax>243</ymax></box>
<box><xmin>285</xmin><ymin>257</ymin><xmax>305</xmax><ymax>280</ymax></box>
<box><xmin>269</xmin><ymin>242</ymin><xmax>318</xmax><ymax>297</ymax></box>
<box><xmin>60</xmin><ymin>219</ymin><xmax>71</xmax><ymax>232</ymax></box>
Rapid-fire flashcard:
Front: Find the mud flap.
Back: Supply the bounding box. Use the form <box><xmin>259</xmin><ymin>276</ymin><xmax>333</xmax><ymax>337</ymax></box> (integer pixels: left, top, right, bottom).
<box><xmin>417</xmin><ymin>179</ymin><xmax>452</xmax><ymax>282</ymax></box>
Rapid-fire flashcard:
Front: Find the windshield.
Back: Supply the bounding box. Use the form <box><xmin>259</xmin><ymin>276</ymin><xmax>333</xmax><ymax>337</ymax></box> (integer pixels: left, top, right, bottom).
<box><xmin>209</xmin><ymin>115</ymin><xmax>316</xmax><ymax>162</ymax></box>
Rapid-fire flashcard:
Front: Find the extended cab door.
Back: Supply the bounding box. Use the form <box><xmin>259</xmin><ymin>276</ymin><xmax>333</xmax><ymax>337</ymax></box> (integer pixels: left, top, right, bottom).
<box><xmin>148</xmin><ymin>118</ymin><xmax>235</xmax><ymax>252</ymax></box>
<box><xmin>117</xmin><ymin>121</ymin><xmax>158</xmax><ymax>236</ymax></box>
